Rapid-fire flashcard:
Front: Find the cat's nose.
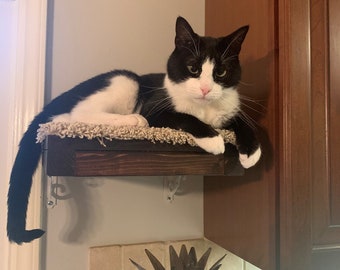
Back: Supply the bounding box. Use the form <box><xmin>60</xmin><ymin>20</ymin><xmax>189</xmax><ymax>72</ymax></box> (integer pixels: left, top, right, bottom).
<box><xmin>201</xmin><ymin>87</ymin><xmax>211</xmax><ymax>96</ymax></box>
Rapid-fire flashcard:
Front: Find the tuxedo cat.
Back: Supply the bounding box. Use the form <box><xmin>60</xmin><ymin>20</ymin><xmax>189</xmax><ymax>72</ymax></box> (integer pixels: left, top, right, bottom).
<box><xmin>7</xmin><ymin>17</ymin><xmax>261</xmax><ymax>244</ymax></box>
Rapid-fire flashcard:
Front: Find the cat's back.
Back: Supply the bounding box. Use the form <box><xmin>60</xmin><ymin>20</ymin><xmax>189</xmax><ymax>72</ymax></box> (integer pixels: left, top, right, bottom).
<box><xmin>45</xmin><ymin>70</ymin><xmax>140</xmax><ymax>116</ymax></box>
<box><xmin>139</xmin><ymin>73</ymin><xmax>166</xmax><ymax>91</ymax></box>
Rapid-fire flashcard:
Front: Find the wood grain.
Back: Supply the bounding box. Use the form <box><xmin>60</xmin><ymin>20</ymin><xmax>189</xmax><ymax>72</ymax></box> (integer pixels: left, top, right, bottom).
<box><xmin>43</xmin><ymin>136</ymin><xmax>243</xmax><ymax>177</ymax></box>
<box><xmin>311</xmin><ymin>0</ymin><xmax>340</xmax><ymax>267</ymax></box>
<box><xmin>328</xmin><ymin>0</ymin><xmax>340</xmax><ymax>226</ymax></box>
<box><xmin>205</xmin><ymin>1</ymin><xmax>278</xmax><ymax>269</ymax></box>
<box><xmin>278</xmin><ymin>0</ymin><xmax>313</xmax><ymax>269</ymax></box>
<box><xmin>75</xmin><ymin>151</ymin><xmax>224</xmax><ymax>176</ymax></box>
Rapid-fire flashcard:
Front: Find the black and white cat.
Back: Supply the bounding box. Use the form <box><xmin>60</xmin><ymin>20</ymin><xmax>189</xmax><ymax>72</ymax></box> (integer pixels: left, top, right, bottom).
<box><xmin>7</xmin><ymin>17</ymin><xmax>261</xmax><ymax>244</ymax></box>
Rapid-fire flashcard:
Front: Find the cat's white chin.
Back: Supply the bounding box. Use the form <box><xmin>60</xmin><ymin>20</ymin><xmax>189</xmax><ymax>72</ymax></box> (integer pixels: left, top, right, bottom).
<box><xmin>192</xmin><ymin>135</ymin><xmax>225</xmax><ymax>155</ymax></box>
<box><xmin>239</xmin><ymin>146</ymin><xmax>262</xmax><ymax>168</ymax></box>
<box><xmin>193</xmin><ymin>97</ymin><xmax>215</xmax><ymax>104</ymax></box>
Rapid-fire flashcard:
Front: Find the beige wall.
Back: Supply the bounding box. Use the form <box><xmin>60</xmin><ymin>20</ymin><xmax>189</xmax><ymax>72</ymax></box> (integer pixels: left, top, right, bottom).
<box><xmin>48</xmin><ymin>0</ymin><xmax>205</xmax><ymax>97</ymax></box>
<box><xmin>44</xmin><ymin>1</ymin><xmax>205</xmax><ymax>270</ymax></box>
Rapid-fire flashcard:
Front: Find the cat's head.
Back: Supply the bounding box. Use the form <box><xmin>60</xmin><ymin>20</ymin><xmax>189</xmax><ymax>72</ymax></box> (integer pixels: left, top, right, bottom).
<box><xmin>166</xmin><ymin>16</ymin><xmax>248</xmax><ymax>104</ymax></box>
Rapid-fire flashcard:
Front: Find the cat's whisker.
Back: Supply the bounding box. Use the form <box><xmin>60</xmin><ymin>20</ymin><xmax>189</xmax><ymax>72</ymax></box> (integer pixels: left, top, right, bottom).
<box><xmin>140</xmin><ymin>85</ymin><xmax>166</xmax><ymax>93</ymax></box>
<box><xmin>146</xmin><ymin>95</ymin><xmax>173</xmax><ymax>105</ymax></box>
<box><xmin>223</xmin><ymin>54</ymin><xmax>238</xmax><ymax>62</ymax></box>
<box><xmin>148</xmin><ymin>104</ymin><xmax>173</xmax><ymax>118</ymax></box>
<box><xmin>143</xmin><ymin>97</ymin><xmax>173</xmax><ymax>118</ymax></box>
<box><xmin>238</xmin><ymin>110</ymin><xmax>257</xmax><ymax>130</ymax></box>
<box><xmin>240</xmin><ymin>101</ymin><xmax>265</xmax><ymax>115</ymax></box>
<box><xmin>140</xmin><ymin>85</ymin><xmax>164</xmax><ymax>90</ymax></box>
<box><xmin>146</xmin><ymin>103</ymin><xmax>171</xmax><ymax>116</ymax></box>
<box><xmin>239</xmin><ymin>95</ymin><xmax>267</xmax><ymax>110</ymax></box>
<box><xmin>238</xmin><ymin>80</ymin><xmax>253</xmax><ymax>87</ymax></box>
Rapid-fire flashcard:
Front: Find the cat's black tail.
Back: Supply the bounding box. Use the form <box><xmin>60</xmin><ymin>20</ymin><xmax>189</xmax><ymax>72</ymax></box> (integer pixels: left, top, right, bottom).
<box><xmin>7</xmin><ymin>113</ymin><xmax>48</xmax><ymax>244</ymax></box>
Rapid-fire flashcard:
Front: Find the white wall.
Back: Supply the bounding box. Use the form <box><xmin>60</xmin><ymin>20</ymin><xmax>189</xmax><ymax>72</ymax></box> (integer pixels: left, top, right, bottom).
<box><xmin>44</xmin><ymin>1</ymin><xmax>205</xmax><ymax>270</ymax></box>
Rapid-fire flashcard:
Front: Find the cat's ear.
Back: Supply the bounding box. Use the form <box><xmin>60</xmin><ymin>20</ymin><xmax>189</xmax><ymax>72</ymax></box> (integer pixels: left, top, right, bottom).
<box><xmin>175</xmin><ymin>16</ymin><xmax>198</xmax><ymax>49</ymax></box>
<box><xmin>219</xmin><ymin>25</ymin><xmax>249</xmax><ymax>57</ymax></box>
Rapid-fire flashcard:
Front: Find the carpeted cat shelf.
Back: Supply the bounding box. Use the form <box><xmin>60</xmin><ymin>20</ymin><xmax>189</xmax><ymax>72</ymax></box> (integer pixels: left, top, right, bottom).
<box><xmin>38</xmin><ymin>122</ymin><xmax>242</xmax><ymax>177</ymax></box>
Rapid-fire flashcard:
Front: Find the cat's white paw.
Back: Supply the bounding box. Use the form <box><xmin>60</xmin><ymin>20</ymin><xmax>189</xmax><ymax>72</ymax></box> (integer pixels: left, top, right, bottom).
<box><xmin>125</xmin><ymin>114</ymin><xmax>149</xmax><ymax>127</ymax></box>
<box><xmin>239</xmin><ymin>146</ymin><xmax>261</xmax><ymax>168</ymax></box>
<box><xmin>193</xmin><ymin>135</ymin><xmax>225</xmax><ymax>155</ymax></box>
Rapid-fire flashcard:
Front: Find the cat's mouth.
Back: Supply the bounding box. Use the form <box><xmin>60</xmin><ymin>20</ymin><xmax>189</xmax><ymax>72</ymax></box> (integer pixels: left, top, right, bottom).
<box><xmin>194</xmin><ymin>95</ymin><xmax>215</xmax><ymax>103</ymax></box>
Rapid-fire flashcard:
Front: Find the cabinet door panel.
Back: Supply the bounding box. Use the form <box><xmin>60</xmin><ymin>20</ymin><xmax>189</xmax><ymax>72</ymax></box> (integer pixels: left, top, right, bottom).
<box><xmin>311</xmin><ymin>0</ymin><xmax>340</xmax><ymax>268</ymax></box>
<box><xmin>328</xmin><ymin>0</ymin><xmax>340</xmax><ymax>226</ymax></box>
<box><xmin>311</xmin><ymin>0</ymin><xmax>340</xmax><ymax>246</ymax></box>
<box><xmin>204</xmin><ymin>1</ymin><xmax>277</xmax><ymax>269</ymax></box>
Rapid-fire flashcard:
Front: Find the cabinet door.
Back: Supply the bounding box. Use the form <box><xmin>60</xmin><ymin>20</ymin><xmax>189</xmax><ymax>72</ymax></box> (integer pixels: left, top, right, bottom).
<box><xmin>311</xmin><ymin>0</ymin><xmax>340</xmax><ymax>268</ymax></box>
<box><xmin>205</xmin><ymin>1</ymin><xmax>340</xmax><ymax>269</ymax></box>
<box><xmin>204</xmin><ymin>1</ymin><xmax>278</xmax><ymax>269</ymax></box>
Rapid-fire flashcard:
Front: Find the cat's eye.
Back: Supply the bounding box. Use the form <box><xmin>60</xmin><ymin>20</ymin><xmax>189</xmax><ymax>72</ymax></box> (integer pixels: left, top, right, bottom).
<box><xmin>216</xmin><ymin>70</ymin><xmax>227</xmax><ymax>78</ymax></box>
<box><xmin>187</xmin><ymin>65</ymin><xmax>199</xmax><ymax>75</ymax></box>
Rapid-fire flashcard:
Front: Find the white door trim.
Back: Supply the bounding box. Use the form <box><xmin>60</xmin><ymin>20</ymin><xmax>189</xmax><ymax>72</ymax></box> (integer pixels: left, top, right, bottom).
<box><xmin>0</xmin><ymin>0</ymin><xmax>47</xmax><ymax>269</ymax></box>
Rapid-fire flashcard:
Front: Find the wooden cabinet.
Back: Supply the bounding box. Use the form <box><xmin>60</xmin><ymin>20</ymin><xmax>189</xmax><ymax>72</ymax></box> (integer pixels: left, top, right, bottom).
<box><xmin>204</xmin><ymin>1</ymin><xmax>277</xmax><ymax>269</ymax></box>
<box><xmin>204</xmin><ymin>0</ymin><xmax>340</xmax><ymax>269</ymax></box>
<box><xmin>310</xmin><ymin>0</ymin><xmax>340</xmax><ymax>268</ymax></box>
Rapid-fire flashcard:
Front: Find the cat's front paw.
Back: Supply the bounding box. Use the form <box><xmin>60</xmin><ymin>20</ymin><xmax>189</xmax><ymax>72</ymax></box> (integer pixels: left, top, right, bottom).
<box><xmin>193</xmin><ymin>135</ymin><xmax>225</xmax><ymax>155</ymax></box>
<box><xmin>239</xmin><ymin>146</ymin><xmax>261</xmax><ymax>168</ymax></box>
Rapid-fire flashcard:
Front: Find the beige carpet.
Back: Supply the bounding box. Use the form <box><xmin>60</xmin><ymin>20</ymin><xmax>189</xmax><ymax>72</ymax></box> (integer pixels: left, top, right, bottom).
<box><xmin>37</xmin><ymin>122</ymin><xmax>236</xmax><ymax>147</ymax></box>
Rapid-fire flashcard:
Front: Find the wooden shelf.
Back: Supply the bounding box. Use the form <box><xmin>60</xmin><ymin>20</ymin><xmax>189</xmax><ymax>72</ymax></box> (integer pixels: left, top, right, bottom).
<box><xmin>42</xmin><ymin>135</ymin><xmax>244</xmax><ymax>177</ymax></box>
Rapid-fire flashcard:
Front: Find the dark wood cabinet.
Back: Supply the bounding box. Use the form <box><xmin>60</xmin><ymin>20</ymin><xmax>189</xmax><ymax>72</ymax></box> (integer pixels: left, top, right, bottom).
<box><xmin>204</xmin><ymin>0</ymin><xmax>340</xmax><ymax>269</ymax></box>
<box><xmin>204</xmin><ymin>1</ymin><xmax>277</xmax><ymax>269</ymax></box>
<box><xmin>310</xmin><ymin>0</ymin><xmax>340</xmax><ymax>269</ymax></box>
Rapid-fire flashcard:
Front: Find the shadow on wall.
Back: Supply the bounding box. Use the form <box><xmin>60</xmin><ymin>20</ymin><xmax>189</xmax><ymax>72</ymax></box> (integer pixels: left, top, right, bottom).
<box><xmin>46</xmin><ymin>175</ymin><xmax>202</xmax><ymax>243</ymax></box>
<box><xmin>48</xmin><ymin>177</ymin><xmax>102</xmax><ymax>243</ymax></box>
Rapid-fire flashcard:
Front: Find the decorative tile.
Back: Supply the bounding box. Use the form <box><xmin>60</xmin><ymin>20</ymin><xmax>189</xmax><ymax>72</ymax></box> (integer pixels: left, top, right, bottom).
<box><xmin>89</xmin><ymin>238</ymin><xmax>261</xmax><ymax>270</ymax></box>
<box><xmin>89</xmin><ymin>245</ymin><xmax>122</xmax><ymax>270</ymax></box>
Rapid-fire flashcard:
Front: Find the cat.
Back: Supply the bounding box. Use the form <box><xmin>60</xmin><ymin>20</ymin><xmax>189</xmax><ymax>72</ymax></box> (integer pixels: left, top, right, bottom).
<box><xmin>7</xmin><ymin>16</ymin><xmax>261</xmax><ymax>244</ymax></box>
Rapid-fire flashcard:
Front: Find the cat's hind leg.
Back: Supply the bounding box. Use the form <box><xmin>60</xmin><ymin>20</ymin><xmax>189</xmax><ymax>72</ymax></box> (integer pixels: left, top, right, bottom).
<box><xmin>52</xmin><ymin>112</ymin><xmax>148</xmax><ymax>127</ymax></box>
<box><xmin>54</xmin><ymin>74</ymin><xmax>149</xmax><ymax>127</ymax></box>
<box><xmin>69</xmin><ymin>112</ymin><xmax>148</xmax><ymax>127</ymax></box>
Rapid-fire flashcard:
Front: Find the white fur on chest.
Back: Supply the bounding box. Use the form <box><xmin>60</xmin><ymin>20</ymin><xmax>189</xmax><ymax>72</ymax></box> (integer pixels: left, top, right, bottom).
<box><xmin>165</xmin><ymin>60</ymin><xmax>240</xmax><ymax>128</ymax></box>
